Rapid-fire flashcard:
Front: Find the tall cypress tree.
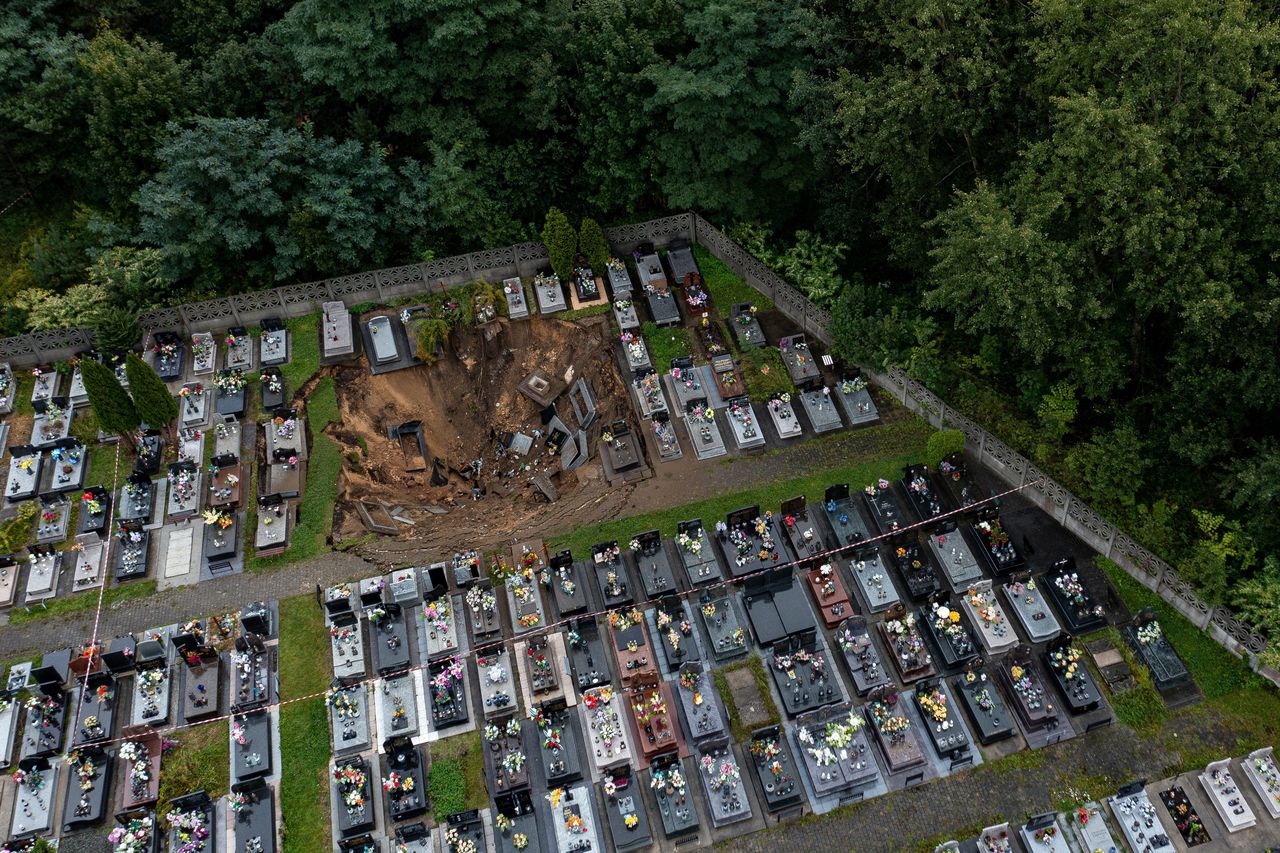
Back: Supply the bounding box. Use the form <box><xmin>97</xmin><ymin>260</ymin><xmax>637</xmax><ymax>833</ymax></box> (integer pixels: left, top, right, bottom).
<box><xmin>125</xmin><ymin>352</ymin><xmax>178</xmax><ymax>438</ymax></box>
<box><xmin>80</xmin><ymin>358</ymin><xmax>139</xmax><ymax>442</ymax></box>
<box><xmin>579</xmin><ymin>217</ymin><xmax>610</xmax><ymax>273</ymax></box>
<box><xmin>541</xmin><ymin>207</ymin><xmax>577</xmax><ymax>280</ymax></box>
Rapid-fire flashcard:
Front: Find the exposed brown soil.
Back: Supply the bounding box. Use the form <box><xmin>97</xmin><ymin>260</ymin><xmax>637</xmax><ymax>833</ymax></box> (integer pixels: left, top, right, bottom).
<box><xmin>328</xmin><ymin>315</ymin><xmax>637</xmax><ymax>541</ymax></box>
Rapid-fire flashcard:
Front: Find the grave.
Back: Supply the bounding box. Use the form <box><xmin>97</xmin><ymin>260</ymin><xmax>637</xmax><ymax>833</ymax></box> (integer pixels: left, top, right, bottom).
<box><xmin>507</xmin><ymin>542</ymin><xmax>548</xmax><ymax>634</ymax></box>
<box><xmin>516</xmin><ymin>369</ymin><xmax>564</xmax><ymax>409</ymax></box>
<box><xmin>534</xmin><ymin>271</ymin><xmax>567</xmax><ymax>314</ymax></box>
<box><xmin>977</xmin><ymin>822</ymin><xmax>1014</xmax><ymax>853</ymax></box>
<box><xmin>695</xmin><ymin>741</ymin><xmax>752</xmax><ymax>826</ymax></box>
<box><xmin>394</xmin><ymin>823</ymin><xmax>432</xmax><ymax>853</ymax></box>
<box><xmin>68</xmin><ymin>366</ymin><xmax>87</xmax><ymax>406</ymax></box>
<box><xmin>913</xmin><ymin>678</ymin><xmax>974</xmax><ymax>768</ymax></box>
<box><xmin>902</xmin><ymin>464</ymin><xmax>952</xmax><ymax>522</ymax></box>
<box><xmin>130</xmin><ymin>659</ymin><xmax>171</xmax><ymax>727</ymax></box>
<box><xmin>675</xmin><ymin>519</ymin><xmax>723</xmax><ymax>586</ymax></box>
<box><xmin>30</xmin><ymin>368</ymin><xmax>59</xmax><ymax>406</ymax></box>
<box><xmin>696</xmin><ymin>593</ymin><xmax>749</xmax><ymax>662</ymax></box>
<box><xmin>0</xmin><ymin>689</ymin><xmax>19</xmax><ymax>765</ymax></box>
<box><xmin>740</xmin><ymin>567</ymin><xmax>818</xmax><ymax>647</ymax></box>
<box><xmin>231</xmin><ymin>782</ymin><xmax>277</xmax><ymax>853</ymax></box>
<box><xmin>646</xmin><ymin>757</ymin><xmax>702</xmax><ymax>843</ymax></box>
<box><xmin>592</xmin><ymin>540</ymin><xmax>635</xmax><ymax>607</ymax></box>
<box><xmin>847</xmin><ymin>548</ymin><xmax>899</xmax><ymax>613</ymax></box>
<box><xmin>999</xmin><ymin>648</ymin><xmax>1064</xmax><ymax>743</ymax></box>
<box><xmin>224</xmin><ymin>326</ymin><xmax>255</xmax><ymax>371</ymax></box>
<box><xmin>328</xmin><ymin>685</ymin><xmax>371</xmax><ymax>755</ymax></box>
<box><xmin>1200</xmin><ymin>757</ymin><xmax>1256</xmax><ymax>832</ymax></box>
<box><xmin>620</xmin><ymin>330</ymin><xmax>652</xmax><ymax>373</ymax></box>
<box><xmin>0</xmin><ymin>362</ymin><xmax>14</xmax><ymax>414</ymax></box>
<box><xmin>667</xmin><ymin>359</ymin><xmax>705</xmax><ymax>410</ymax></box>
<box><xmin>893</xmin><ymin>542</ymin><xmax>943</xmax><ymax>601</ymax></box>
<box><xmin>609</xmin><ymin>607</ymin><xmax>658</xmax><ymax>689</ymax></box>
<box><xmin>419</xmin><ymin>591</ymin><xmax>460</xmax><ymax>663</ymax></box>
<box><xmin>863</xmin><ymin>480</ymin><xmax>908</xmax><ymax>535</ymax></box>
<box><xmin>600</xmin><ymin>421</ymin><xmax>648</xmax><ymax>483</ymax></box>
<box><xmin>230</xmin><ymin>634</ymin><xmax>275</xmax><ymax>711</ymax></box>
<box><xmin>823</xmin><ymin>484</ymin><xmax>872</xmax><ymax>550</ymax></box>
<box><xmin>179</xmin><ymin>382</ymin><xmax>210</xmax><ymax>427</ymax></box>
<box><xmin>779</xmin><ymin>335</ymin><xmax>820</xmax><ymax>385</ymax></box>
<box><xmin>723</xmin><ymin>506</ymin><xmax>788</xmax><ymax>579</ymax></box>
<box><xmin>213</xmin><ymin>369</ymin><xmax>247</xmax><ymax>416</ymax></box>
<box><xmin>531</xmin><ymin>700</ymin><xmax>584</xmax><ymax>786</ymax></box>
<box><xmin>1157</xmin><ymin>785</ymin><xmax>1213</xmax><ymax>847</ymax></box>
<box><xmin>514</xmin><ymin>632</ymin><xmax>571</xmax><ymax>709</ymax></box>
<box><xmin>1002</xmin><ymin>576</ymin><xmax>1062</xmax><ymax>643</ymax></box>
<box><xmin>632</xmin><ymin>369</ymin><xmax>669</xmax><ymax>419</ymax></box>
<box><xmin>260</xmin><ymin>368</ymin><xmax>285</xmax><ymax>410</ymax></box>
<box><xmin>864</xmin><ymin>691</ymin><xmax>927</xmax><ymax>777</ymax></box>
<box><xmin>231</xmin><ymin>708</ymin><xmax>274</xmax><ymax>785</ymax></box>
<box><xmin>951</xmin><ymin>668</ymin><xmax>1015</xmax><ymax>745</ymax></box>
<box><xmin>834</xmin><ymin>617</ymin><xmax>891</xmax><ymax>696</ymax></box>
<box><xmin>260</xmin><ymin>318</ymin><xmax>290</xmax><ymax>366</ymax></box>
<box><xmin>253</xmin><ymin>495</ymin><xmax>290</xmax><ymax>557</ymax></box>
<box><xmin>606</xmin><ymin>258</ymin><xmax>634</xmax><ymax>297</ymax></box>
<box><xmin>1123</xmin><ymin>609</ymin><xmax>1192</xmax><ymax>692</ymax></box>
<box><xmin>483</xmin><ymin>715</ymin><xmax>531</xmax><ymax>795</ymax></box>
<box><xmin>34</xmin><ymin>495</ymin><xmax>69</xmax><ymax>543</ymax></box>
<box><xmin>207</xmin><ymin>453</ymin><xmax>242</xmax><ymax>509</ymax></box>
<box><xmin>878</xmin><ymin>604</ymin><xmax>936</xmax><ymax>684</ymax></box>
<box><xmin>1243</xmin><ymin>746</ymin><xmax>1280</xmax><ymax>820</ymax></box>
<box><xmin>134</xmin><ymin>431</ymin><xmax>165</xmax><ymax>477</ymax></box>
<box><xmin>151</xmin><ymin>331</ymin><xmax>185</xmax><ymax>381</ymax></box>
<box><xmin>1045</xmin><ymin>558</ymin><xmax>1107</xmax><ymax>634</ymax></box>
<box><xmin>23</xmin><ymin>546</ymin><xmax>61</xmax><ymax>605</ymax></box>
<box><xmin>329</xmin><ymin>610</ymin><xmax>365</xmax><ymax>682</ymax></box>
<box><xmin>766</xmin><ymin>633</ymin><xmax>842</xmax><ymax>718</ymax></box>
<box><xmin>174</xmin><ymin>629</ymin><xmax>221</xmax><ymax>723</ymax></box>
<box><xmin>428</xmin><ymin>656</ymin><xmax>470</xmax><ymax>730</ymax></box>
<box><xmin>166</xmin><ymin>461</ymin><xmax>201</xmax><ymax>521</ymax></box>
<box><xmin>650</xmin><ymin>411</ymin><xmax>684</xmax><ymax>461</ymax></box>
<box><xmin>971</xmin><ymin>517</ymin><xmax>1025</xmax><ymax>576</ymax></box>
<box><xmin>547</xmin><ymin>549</ymin><xmax>588</xmax><ymax>617</ymax></box>
<box><xmin>118</xmin><ymin>728</ymin><xmax>162</xmax><ymax>809</ymax></box>
<box><xmin>464</xmin><ymin>582</ymin><xmax>503</xmax><ymax>641</ymax></box>
<box><xmin>800</xmin><ymin>384</ymin><xmax>844</xmax><ymax>433</ymax></box>
<box><xmin>708</xmin><ymin>351</ymin><xmax>745</xmax><ymax>401</ymax></box>
<box><xmin>477</xmin><ymin>649</ymin><xmax>517</xmax><ymax>719</ymax></box>
<box><xmin>598</xmin><ymin>765</ymin><xmax>653</xmax><ymax>852</ymax></box>
<box><xmin>494</xmin><ymin>791</ymin><xmax>542</xmax><ymax>853</ymax></box>
<box><xmin>921</xmin><ymin>601</ymin><xmax>980</xmax><ymax>670</ymax></box>
<box><xmin>581</xmin><ymin>685</ymin><xmax>633</xmax><ymax>773</ymax></box>
<box><xmin>1018</xmin><ymin>813</ymin><xmax>1070</xmax><ymax>853</ymax></box>
<box><xmin>31</xmin><ymin>398</ymin><xmax>73</xmax><ymax>448</ymax></box>
<box><xmin>928</xmin><ymin>526</ymin><xmax>985</xmax><ymax>593</ymax></box>
<box><xmin>774</xmin><ymin>498</ymin><xmax>827</xmax><ymax>566</ymax></box>
<box><xmin>938</xmin><ymin>454</ymin><xmax>985</xmax><ymax>511</ymax></box>
<box><xmin>961</xmin><ymin>582</ymin><xmax>1018</xmax><ymax>656</ymax></box>
<box><xmin>625</xmin><ymin>675</ymin><xmax>685</xmax><ymax>767</ymax></box>
<box><xmin>8</xmin><ymin>757</ymin><xmax>58</xmax><ymax>839</ymax></box>
<box><xmin>613</xmin><ymin>296</ymin><xmax>639</xmax><ymax>331</ymax></box>
<box><xmin>630</xmin><ymin>530</ymin><xmax>678</xmax><ymax>599</ymax></box>
<box><xmin>76</xmin><ymin>485</ymin><xmax>111</xmax><ymax>538</ymax></box>
<box><xmin>359</xmin><ymin>575</ymin><xmax>386</xmax><ymax>611</ymax></box>
<box><xmin>724</xmin><ymin>396</ymin><xmax>767</xmax><ymax>450</ymax></box>
<box><xmin>1043</xmin><ymin>640</ymin><xmax>1106</xmax><ymax>716</ymax></box>
<box><xmin>730</xmin><ymin>302</ymin><xmax>766</xmax><ymax>348</ymax></box>
<box><xmin>546</xmin><ymin>785</ymin><xmax>602</xmax><ymax>852</ymax></box>
<box><xmin>668</xmin><ymin>245</ymin><xmax>699</xmax><ymax>284</ymax></box>
<box><xmin>648</xmin><ymin>597</ymin><xmax>701</xmax><ymax>672</ymax></box>
<box><xmin>566</xmin><ymin>616</ymin><xmax>611</xmax><ymax>693</ymax></box>
<box><xmin>369</xmin><ymin>604</ymin><xmax>412</xmax><ymax>675</ymax></box>
<box><xmin>323</xmin><ymin>301</ymin><xmax>355</xmax><ymax>359</ymax></box>
<box><xmin>1066</xmin><ymin>802</ymin><xmax>1120</xmax><ymax>853</ymax></box>
<box><xmin>766</xmin><ymin>394</ymin><xmax>803</xmax><ymax>439</ymax></box>
<box><xmin>835</xmin><ymin>376</ymin><xmax>879</xmax><ymax>425</ymax></box>
<box><xmin>636</xmin><ymin>253</ymin><xmax>680</xmax><ymax>326</ymax></box>
<box><xmin>365</xmin><ymin>315</ymin><xmax>400</xmax><ymax>365</ymax></box>
<box><xmin>806</xmin><ymin>561</ymin><xmax>854</xmax><ymax>628</ymax></box>
<box><xmin>791</xmin><ymin>706</ymin><xmax>882</xmax><ymax>806</ymax></box>
<box><xmin>680</xmin><ymin>397</ymin><xmax>726</xmax><ymax>460</ymax></box>
<box><xmin>673</xmin><ymin>664</ymin><xmax>726</xmax><ymax>744</ymax></box>
<box><xmin>1108</xmin><ymin>781</ymin><xmax>1176</xmax><ymax>853</ymax></box>
<box><xmin>40</xmin><ymin>438</ymin><xmax>87</xmax><ymax>495</ymax></box>
<box><xmin>62</xmin><ymin>745</ymin><xmax>113</xmax><ymax>832</ymax></box>
<box><xmin>382</xmin><ymin>736</ymin><xmax>428</xmax><ymax>821</ymax></box>
<box><xmin>202</xmin><ymin>508</ymin><xmax>239</xmax><ymax>568</ymax></box>
<box><xmin>71</xmin><ymin>670</ymin><xmax>118</xmax><ymax>747</ymax></box>
<box><xmin>503</xmin><ymin>277</ymin><xmax>529</xmax><ymax>319</ymax></box>
<box><xmin>332</xmin><ymin>756</ymin><xmax>376</xmax><ymax>839</ymax></box>
<box><xmin>117</xmin><ymin>474</ymin><xmax>157</xmax><ymax>526</ymax></box>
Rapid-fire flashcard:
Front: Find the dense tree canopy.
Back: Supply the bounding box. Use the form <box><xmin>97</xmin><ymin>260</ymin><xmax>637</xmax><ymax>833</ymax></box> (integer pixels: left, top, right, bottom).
<box><xmin>2</xmin><ymin>0</ymin><xmax>1279</xmax><ymax>636</ymax></box>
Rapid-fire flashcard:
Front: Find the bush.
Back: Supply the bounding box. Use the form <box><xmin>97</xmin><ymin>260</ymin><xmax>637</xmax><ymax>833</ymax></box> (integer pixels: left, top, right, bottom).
<box><xmin>428</xmin><ymin>758</ymin><xmax>465</xmax><ymax>821</ymax></box>
<box><xmin>0</xmin><ymin>502</ymin><xmax>36</xmax><ymax>552</ymax></box>
<box><xmin>541</xmin><ymin>207</ymin><xmax>577</xmax><ymax>280</ymax></box>
<box><xmin>927</xmin><ymin>428</ymin><xmax>965</xmax><ymax>464</ymax></box>
<box><xmin>739</xmin><ymin>346</ymin><xmax>794</xmax><ymax>402</ymax></box>
<box><xmin>579</xmin><ymin>217</ymin><xmax>609</xmax><ymax>272</ymax></box>
<box><xmin>91</xmin><ymin>306</ymin><xmax>141</xmax><ymax>354</ymax></box>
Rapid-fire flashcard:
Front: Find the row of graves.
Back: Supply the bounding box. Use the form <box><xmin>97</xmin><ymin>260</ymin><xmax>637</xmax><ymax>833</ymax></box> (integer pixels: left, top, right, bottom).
<box><xmin>0</xmin><ymin>602</ymin><xmax>282</xmax><ymax>853</ymax></box>
<box><xmin>936</xmin><ymin>751</ymin><xmax>1280</xmax><ymax>853</ymax></box>
<box><xmin>605</xmin><ymin>246</ymin><xmax>881</xmax><ymax>468</ymax></box>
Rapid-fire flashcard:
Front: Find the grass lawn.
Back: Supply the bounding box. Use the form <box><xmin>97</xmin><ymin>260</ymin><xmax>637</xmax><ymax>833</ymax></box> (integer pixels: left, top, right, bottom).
<box><xmin>550</xmin><ymin>439</ymin><xmax>927</xmax><ymax>557</ymax></box>
<box><xmin>157</xmin><ymin>717</ymin><xmax>229</xmax><ymax>820</ymax></box>
<box><xmin>276</xmin><ymin>592</ymin><xmax>333</xmax><ymax>853</ymax></box>
<box><xmin>561</xmin><ymin>302</ymin><xmax>613</xmax><ymax>321</ymax></box>
<box><xmin>9</xmin><ymin>580</ymin><xmax>156</xmax><ymax>626</ymax></box>
<box><xmin>694</xmin><ymin>245</ymin><xmax>774</xmax><ymax>311</ymax></box>
<box><xmin>281</xmin><ymin>313</ymin><xmax>321</xmax><ymax>395</ymax></box>
<box><xmin>428</xmin><ymin>730</ymin><xmax>487</xmax><ymax>821</ymax></box>
<box><xmin>1083</xmin><ymin>626</ymin><xmax>1167</xmax><ymax>736</ymax></box>
<box><xmin>248</xmin><ymin>376</ymin><xmax>340</xmax><ymax>570</ymax></box>
<box><xmin>713</xmin><ymin>655</ymin><xmax>780</xmax><ymax>744</ymax></box>
<box><xmin>642</xmin><ymin>321</ymin><xmax>693</xmax><ymax>373</ymax></box>
<box><xmin>739</xmin><ymin>345</ymin><xmax>794</xmax><ymax>402</ymax></box>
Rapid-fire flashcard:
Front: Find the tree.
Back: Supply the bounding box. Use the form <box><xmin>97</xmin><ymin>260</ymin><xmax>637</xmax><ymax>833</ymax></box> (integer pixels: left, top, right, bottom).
<box><xmin>13</xmin><ymin>284</ymin><xmax>110</xmax><ymax>331</ymax></box>
<box><xmin>80</xmin><ymin>357</ymin><xmax>139</xmax><ymax>440</ymax></box>
<box><xmin>91</xmin><ymin>306</ymin><xmax>140</xmax><ymax>354</ymax></box>
<box><xmin>87</xmin><ymin>247</ymin><xmax>172</xmax><ymax>313</ymax></box>
<box><xmin>125</xmin><ymin>352</ymin><xmax>177</xmax><ymax>436</ymax></box>
<box><xmin>540</xmin><ymin>207</ymin><xmax>577</xmax><ymax>280</ymax></box>
<box><xmin>578</xmin><ymin>218</ymin><xmax>609</xmax><ymax>273</ymax></box>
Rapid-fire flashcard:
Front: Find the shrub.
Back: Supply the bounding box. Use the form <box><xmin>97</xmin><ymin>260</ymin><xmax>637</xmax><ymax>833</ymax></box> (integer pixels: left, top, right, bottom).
<box><xmin>92</xmin><ymin>306</ymin><xmax>141</xmax><ymax>353</ymax></box>
<box><xmin>428</xmin><ymin>758</ymin><xmax>465</xmax><ymax>821</ymax></box>
<box><xmin>739</xmin><ymin>346</ymin><xmax>794</xmax><ymax>402</ymax></box>
<box><xmin>0</xmin><ymin>502</ymin><xmax>37</xmax><ymax>552</ymax></box>
<box><xmin>125</xmin><ymin>352</ymin><xmax>177</xmax><ymax>429</ymax></box>
<box><xmin>80</xmin><ymin>357</ymin><xmax>139</xmax><ymax>436</ymax></box>
<box><xmin>927</xmin><ymin>428</ymin><xmax>965</xmax><ymax>464</ymax></box>
<box><xmin>579</xmin><ymin>217</ymin><xmax>609</xmax><ymax>272</ymax></box>
<box><xmin>541</xmin><ymin>207</ymin><xmax>577</xmax><ymax>280</ymax></box>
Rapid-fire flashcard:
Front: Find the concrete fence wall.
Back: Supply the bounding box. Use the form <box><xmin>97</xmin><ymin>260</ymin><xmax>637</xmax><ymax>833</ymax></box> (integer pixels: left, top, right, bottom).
<box><xmin>2</xmin><ymin>210</ymin><xmax>1270</xmax><ymax>683</ymax></box>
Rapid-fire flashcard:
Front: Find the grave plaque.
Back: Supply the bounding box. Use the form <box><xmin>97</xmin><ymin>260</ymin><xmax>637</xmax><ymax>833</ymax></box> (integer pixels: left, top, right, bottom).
<box><xmin>582</xmin><ymin>686</ymin><xmax>633</xmax><ymax>773</ymax></box>
<box><xmin>567</xmin><ymin>617</ymin><xmax>611</xmax><ymax>692</ymax></box>
<box><xmin>333</xmin><ymin>756</ymin><xmax>375</xmax><ymax>839</ymax></box>
<box><xmin>928</xmin><ymin>527</ymin><xmax>985</xmax><ymax>592</ymax></box>
<box><xmin>626</xmin><ymin>677</ymin><xmax>684</xmax><ymax>765</ymax></box>
<box><xmin>673</xmin><ymin>664</ymin><xmax>726</xmax><ymax>746</ymax></box>
<box><xmin>151</xmin><ymin>331</ymin><xmax>184</xmax><ymax>380</ymax></box>
<box><xmin>72</xmin><ymin>672</ymin><xmax>118</xmax><ymax>747</ymax></box>
<box><xmin>1242</xmin><ymin>746</ymin><xmax>1280</xmax><ymax>820</ymax></box>
<box><xmin>179</xmin><ymin>383</ymin><xmax>210</xmax><ymax>427</ymax></box>
<box><xmin>533</xmin><ymin>271</ymin><xmax>567</xmax><ymax>314</ymax></box>
<box><xmin>632</xmin><ymin>370</ymin><xmax>669</xmax><ymax>420</ymax></box>
<box><xmin>232</xmin><ymin>783</ymin><xmax>276</xmax><ymax>853</ymax></box>
<box><xmin>961</xmin><ymin>582</ymin><xmax>1018</xmax><ymax>656</ymax></box>
<box><xmin>823</xmin><ymin>484</ymin><xmax>872</xmax><ymax>550</ymax></box>
<box><xmin>260</xmin><ymin>368</ymin><xmax>285</xmax><ymax>410</ymax></box>
<box><xmin>547</xmin><ymin>785</ymin><xmax>603</xmax><ymax>852</ymax></box>
<box><xmin>428</xmin><ymin>656</ymin><xmax>470</xmax><ymax>730</ymax></box>
<box><xmin>464</xmin><ymin>582</ymin><xmax>502</xmax><ymax>641</ymax></box>
<box><xmin>503</xmin><ymin>278</ymin><xmax>529</xmax><ymax>320</ymax></box>
<box><xmin>722</xmin><ymin>506</ymin><xmax>788</xmax><ymax>579</ymax></box>
<box><xmin>651</xmin><ymin>410</ymin><xmax>683</xmax><ymax>461</ymax></box>
<box><xmin>620</xmin><ymin>331</ymin><xmax>652</xmax><ymax>373</ymax></box>
<box><xmin>34</xmin><ymin>495</ymin><xmax>69</xmax><ymax>544</ymax></box>
<box><xmin>730</xmin><ymin>302</ymin><xmax>766</xmax><ymax>348</ymax></box>
<box><xmin>834</xmin><ymin>617</ymin><xmax>891</xmax><ymax>696</ymax></box>
<box><xmin>800</xmin><ymin>385</ymin><xmax>844</xmax><ymax>433</ymax></box>
<box><xmin>793</xmin><ymin>705</ymin><xmax>880</xmax><ymax>801</ymax></box>
<box><xmin>224</xmin><ymin>326</ymin><xmax>255</xmax><ymax>371</ymax></box>
<box><xmin>879</xmin><ymin>606</ymin><xmax>936</xmax><ymax>684</ymax></box>
<box><xmin>863</xmin><ymin>481</ymin><xmax>908</xmax><ymax>536</ymax></box>
<box><xmin>1043</xmin><ymin>642</ymin><xmax>1104</xmax><ymax>715</ymax></box>
<box><xmin>638</xmin><ymin>253</ymin><xmax>680</xmax><ymax>325</ymax></box>
<box><xmin>902</xmin><ymin>464</ymin><xmax>952</xmax><ymax>522</ymax></box>
<box><xmin>0</xmin><ymin>362</ymin><xmax>15</xmax><ymax>414</ymax></box>
<box><xmin>971</xmin><ymin>517</ymin><xmax>1025</xmax><ymax>576</ymax></box>
<box><xmin>1200</xmin><ymin>758</ymin><xmax>1256</xmax><ymax>833</ymax></box>
<box><xmin>376</xmin><ymin>672</ymin><xmax>422</xmax><ymax>741</ymax></box>
<box><xmin>483</xmin><ymin>716</ymin><xmax>531</xmax><ymax>794</ymax></box>
<box><xmin>780</xmin><ymin>495</ymin><xmax>829</xmax><ymax>561</ymax></box>
<box><xmin>893</xmin><ymin>543</ymin><xmax>943</xmax><ymax>601</ymax></box>
<box><xmin>1123</xmin><ymin>610</ymin><xmax>1191</xmax><ymax>691</ymax></box>
<box><xmin>650</xmin><ymin>598</ymin><xmax>701</xmax><ymax>671</ymax></box>
<box><xmin>419</xmin><ymin>591</ymin><xmax>460</xmax><ymax>661</ymax></box>
<box><xmin>865</xmin><ymin>693</ymin><xmax>926</xmax><ymax>774</ymax></box>
<box><xmin>322</xmin><ymin>301</ymin><xmax>354</xmax><ymax>358</ymax></box>
<box><xmin>131</xmin><ymin>663</ymin><xmax>171</xmax><ymax>727</ymax></box>
<box><xmin>609</xmin><ymin>611</ymin><xmax>658</xmax><ymax>689</ymax></box>
<box><xmin>230</xmin><ymin>637</ymin><xmax>274</xmax><ymax>712</ymax></box>
<box><xmin>921</xmin><ymin>601</ymin><xmax>980</xmax><ymax>670</ymax></box>
<box><xmin>23</xmin><ymin>547</ymin><xmax>61</xmax><ymax>605</ymax></box>
<box><xmin>606</xmin><ymin>259</ymin><xmax>633</xmax><ymax>297</ymax></box>
<box><xmin>681</xmin><ymin>398</ymin><xmax>726</xmax><ymax>460</ymax></box>
<box><xmin>383</xmin><ymin>736</ymin><xmax>429</xmax><ymax>821</ymax></box>
<box><xmin>165</xmin><ymin>461</ymin><xmax>201</xmax><ymax>521</ymax></box>
<box><xmin>119</xmin><ymin>731</ymin><xmax>161</xmax><ymax>810</ymax></box>
<box><xmin>999</xmin><ymin>650</ymin><xmax>1060</xmax><ymax>734</ymax></box>
<box><xmin>9</xmin><ymin>757</ymin><xmax>58</xmax><ymax>838</ymax></box>
<box><xmin>724</xmin><ymin>397</ymin><xmax>767</xmax><ymax>450</ymax></box>
<box><xmin>848</xmin><ymin>549</ymin><xmax>899</xmax><ymax>613</ymax></box>
<box><xmin>766</xmin><ymin>394</ymin><xmax>803</xmax><ymax>439</ymax></box>
<box><xmin>806</xmin><ymin>561</ymin><xmax>854</xmax><ymax>628</ymax></box>
<box><xmin>768</xmin><ymin>636</ymin><xmax>842</xmax><ymax>718</ymax></box>
<box><xmin>913</xmin><ymin>678</ymin><xmax>973</xmax><ymax>765</ymax></box>
<box><xmin>697</xmin><ymin>594</ymin><xmax>748</xmax><ymax>662</ymax></box>
<box><xmin>649</xmin><ymin>756</ymin><xmax>702</xmax><ymax>838</ymax></box>
<box><xmin>779</xmin><ymin>335</ymin><xmax>820</xmax><ymax>384</ymax></box>
<box><xmin>1068</xmin><ymin>802</ymin><xmax>1121</xmax><ymax>853</ymax></box>
<box><xmin>6</xmin><ymin>446</ymin><xmax>43</xmax><ymax>502</ymax></box>
<box><xmin>951</xmin><ymin>669</ymin><xmax>1015</xmax><ymax>745</ymax></box>
<box><xmin>592</xmin><ymin>541</ymin><xmax>634</xmax><ymax>607</ymax></box>
<box><xmin>612</xmin><ymin>297</ymin><xmax>639</xmax><ymax>331</ymax></box>
<box><xmin>1045</xmin><ymin>559</ymin><xmax>1107</xmax><ymax>634</ymax></box>
<box><xmin>42</xmin><ymin>439</ymin><xmax>87</xmax><ymax>494</ymax></box>
<box><xmin>532</xmin><ymin>702</ymin><xmax>583</xmax><ymax>785</ymax></box>
<box><xmin>369</xmin><ymin>604</ymin><xmax>411</xmax><ymax>675</ymax></box>
<box><xmin>117</xmin><ymin>474</ymin><xmax>156</xmax><ymax>524</ymax></box>
<box><xmin>1018</xmin><ymin>814</ymin><xmax>1071</xmax><ymax>853</ymax></box>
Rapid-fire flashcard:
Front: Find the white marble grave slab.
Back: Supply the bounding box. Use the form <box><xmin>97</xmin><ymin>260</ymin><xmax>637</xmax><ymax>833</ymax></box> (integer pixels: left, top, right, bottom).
<box><xmin>71</xmin><ymin>534</ymin><xmax>106</xmax><ymax>592</ymax></box>
<box><xmin>191</xmin><ymin>332</ymin><xmax>216</xmax><ymax>375</ymax></box>
<box><xmin>682</xmin><ymin>411</ymin><xmax>726</xmax><ymax>460</ymax></box>
<box><xmin>8</xmin><ymin>763</ymin><xmax>59</xmax><ymax>838</ymax></box>
<box><xmin>928</xmin><ymin>529</ymin><xmax>984</xmax><ymax>592</ymax></box>
<box><xmin>960</xmin><ymin>582</ymin><xmax>1018</xmax><ymax>656</ymax></box>
<box><xmin>766</xmin><ymin>398</ymin><xmax>803</xmax><ymax>439</ymax></box>
<box><xmin>724</xmin><ymin>402</ymin><xmax>765</xmax><ymax>451</ymax></box>
<box><xmin>581</xmin><ymin>686</ymin><xmax>633</xmax><ymax>773</ymax></box>
<box><xmin>23</xmin><ymin>552</ymin><xmax>59</xmax><ymax>603</ymax></box>
<box><xmin>1201</xmin><ymin>758</ymin><xmax>1256</xmax><ymax>831</ymax></box>
<box><xmin>1243</xmin><ymin>747</ymin><xmax>1280</xmax><ymax>819</ymax></box>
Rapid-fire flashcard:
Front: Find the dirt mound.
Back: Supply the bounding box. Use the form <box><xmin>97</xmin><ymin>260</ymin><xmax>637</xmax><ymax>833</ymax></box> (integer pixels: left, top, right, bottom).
<box><xmin>329</xmin><ymin>315</ymin><xmax>633</xmax><ymax>540</ymax></box>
